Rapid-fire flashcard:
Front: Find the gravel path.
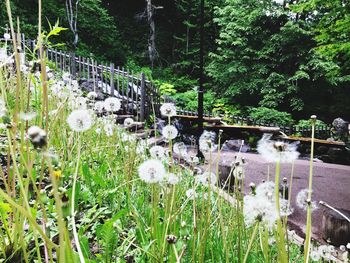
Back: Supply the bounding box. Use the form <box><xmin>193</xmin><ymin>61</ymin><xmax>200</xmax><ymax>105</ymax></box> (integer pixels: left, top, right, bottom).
<box><xmin>203</xmin><ymin>151</ymin><xmax>350</xmax><ymax>242</ymax></box>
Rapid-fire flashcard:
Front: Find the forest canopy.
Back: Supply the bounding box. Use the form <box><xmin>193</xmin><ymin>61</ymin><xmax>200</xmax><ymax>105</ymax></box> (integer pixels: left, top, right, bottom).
<box><xmin>1</xmin><ymin>0</ymin><xmax>349</xmax><ymax>123</ymax></box>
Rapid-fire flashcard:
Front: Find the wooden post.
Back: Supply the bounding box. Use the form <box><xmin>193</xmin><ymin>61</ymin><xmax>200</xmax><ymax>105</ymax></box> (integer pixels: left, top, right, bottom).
<box><xmin>140</xmin><ymin>72</ymin><xmax>146</xmax><ymax>122</ymax></box>
<box><xmin>110</xmin><ymin>63</ymin><xmax>115</xmax><ymax>96</ymax></box>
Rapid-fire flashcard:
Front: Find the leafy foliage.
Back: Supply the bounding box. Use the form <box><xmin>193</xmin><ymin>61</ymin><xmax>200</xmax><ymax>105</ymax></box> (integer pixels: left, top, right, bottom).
<box><xmin>249</xmin><ymin>107</ymin><xmax>293</xmax><ymax>126</ymax></box>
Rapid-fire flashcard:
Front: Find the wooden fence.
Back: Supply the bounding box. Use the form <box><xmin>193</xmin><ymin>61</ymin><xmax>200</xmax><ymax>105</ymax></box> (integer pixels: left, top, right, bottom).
<box><xmin>1</xmin><ymin>34</ymin><xmax>161</xmax><ymax>121</ymax></box>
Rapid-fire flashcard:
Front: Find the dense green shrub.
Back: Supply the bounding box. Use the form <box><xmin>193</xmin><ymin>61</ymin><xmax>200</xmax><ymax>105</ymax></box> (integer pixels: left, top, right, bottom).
<box><xmin>248</xmin><ymin>107</ymin><xmax>293</xmax><ymax>126</ymax></box>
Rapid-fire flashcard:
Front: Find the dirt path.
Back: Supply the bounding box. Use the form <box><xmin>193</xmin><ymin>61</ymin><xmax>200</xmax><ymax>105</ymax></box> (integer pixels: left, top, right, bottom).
<box><xmin>203</xmin><ymin>151</ymin><xmax>350</xmax><ymax>243</ymax></box>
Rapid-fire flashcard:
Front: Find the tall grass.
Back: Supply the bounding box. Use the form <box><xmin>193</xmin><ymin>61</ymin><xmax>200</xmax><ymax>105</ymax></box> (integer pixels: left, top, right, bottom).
<box><xmin>0</xmin><ymin>3</ymin><xmax>342</xmax><ymax>263</ymax></box>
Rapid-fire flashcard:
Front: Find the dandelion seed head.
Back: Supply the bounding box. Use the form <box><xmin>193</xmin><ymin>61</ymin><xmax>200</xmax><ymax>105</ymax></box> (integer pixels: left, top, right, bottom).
<box><xmin>27</xmin><ymin>126</ymin><xmax>47</xmax><ymax>148</ymax></box>
<box><xmin>310</xmin><ymin>250</ymin><xmax>321</xmax><ymax>261</ymax></box>
<box><xmin>167</xmin><ymin>173</ymin><xmax>180</xmax><ymax>185</ymax></box>
<box><xmin>243</xmin><ymin>195</ymin><xmax>277</xmax><ymax>228</ymax></box>
<box><xmin>0</xmin><ymin>99</ymin><xmax>7</xmax><ymax>118</ymax></box>
<box><xmin>186</xmin><ymin>189</ymin><xmax>197</xmax><ymax>200</ymax></box>
<box><xmin>173</xmin><ymin>142</ymin><xmax>188</xmax><ymax>157</ymax></box>
<box><xmin>94</xmin><ymin>101</ymin><xmax>105</xmax><ymax>113</ymax></box>
<box><xmin>104</xmin><ymin>97</ymin><xmax>121</xmax><ymax>112</ymax></box>
<box><xmin>196</xmin><ymin>172</ymin><xmax>217</xmax><ymax>186</ymax></box>
<box><xmin>123</xmin><ymin>117</ymin><xmax>134</xmax><ymax>127</ymax></box>
<box><xmin>87</xmin><ymin>91</ymin><xmax>98</xmax><ymax>100</ymax></box>
<box><xmin>150</xmin><ymin>146</ymin><xmax>166</xmax><ymax>159</ymax></box>
<box><xmin>138</xmin><ymin>159</ymin><xmax>166</xmax><ymax>183</ymax></box>
<box><xmin>255</xmin><ymin>181</ymin><xmax>275</xmax><ymax>199</ymax></box>
<box><xmin>3</xmin><ymin>33</ymin><xmax>10</xmax><ymax>40</ymax></box>
<box><xmin>19</xmin><ymin>112</ymin><xmax>37</xmax><ymax>121</ymax></box>
<box><xmin>257</xmin><ymin>134</ymin><xmax>299</xmax><ymax>163</ymax></box>
<box><xmin>296</xmin><ymin>189</ymin><xmax>318</xmax><ymax>211</ymax></box>
<box><xmin>67</xmin><ymin>109</ymin><xmax>94</xmax><ymax>132</ymax></box>
<box><xmin>162</xmin><ymin>125</ymin><xmax>178</xmax><ymax>140</ymax></box>
<box><xmin>160</xmin><ymin>103</ymin><xmax>176</xmax><ymax>117</ymax></box>
<box><xmin>199</xmin><ymin>131</ymin><xmax>217</xmax><ymax>153</ymax></box>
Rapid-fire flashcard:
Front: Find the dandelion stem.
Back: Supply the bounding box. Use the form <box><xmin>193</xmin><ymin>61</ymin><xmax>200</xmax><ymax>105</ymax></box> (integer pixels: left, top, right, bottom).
<box><xmin>71</xmin><ymin>136</ymin><xmax>85</xmax><ymax>263</ymax></box>
<box><xmin>243</xmin><ymin>222</ymin><xmax>259</xmax><ymax>263</ymax></box>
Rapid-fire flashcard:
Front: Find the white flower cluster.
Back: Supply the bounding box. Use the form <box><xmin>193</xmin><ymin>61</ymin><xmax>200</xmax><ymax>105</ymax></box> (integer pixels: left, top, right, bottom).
<box><xmin>195</xmin><ymin>172</ymin><xmax>217</xmax><ymax>187</ymax></box>
<box><xmin>310</xmin><ymin>245</ymin><xmax>336</xmax><ymax>261</ymax></box>
<box><xmin>162</xmin><ymin>125</ymin><xmax>178</xmax><ymax>141</ymax></box>
<box><xmin>257</xmin><ymin>134</ymin><xmax>299</xmax><ymax>163</ymax></box>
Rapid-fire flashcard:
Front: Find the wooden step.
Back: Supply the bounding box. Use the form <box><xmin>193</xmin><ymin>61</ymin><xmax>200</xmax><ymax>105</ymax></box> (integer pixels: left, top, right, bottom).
<box><xmin>134</xmin><ymin>130</ymin><xmax>150</xmax><ymax>139</ymax></box>
<box><xmin>277</xmin><ymin>135</ymin><xmax>346</xmax><ymax>147</ymax></box>
<box><xmin>125</xmin><ymin>121</ymin><xmax>145</xmax><ymax>131</ymax></box>
<box><xmin>206</xmin><ymin>124</ymin><xmax>280</xmax><ymax>134</ymax></box>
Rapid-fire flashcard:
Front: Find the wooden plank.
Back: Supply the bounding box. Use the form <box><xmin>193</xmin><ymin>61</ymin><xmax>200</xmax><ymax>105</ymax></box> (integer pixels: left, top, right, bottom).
<box><xmin>207</xmin><ymin>124</ymin><xmax>281</xmax><ymax>133</ymax></box>
<box><xmin>279</xmin><ymin>136</ymin><xmax>346</xmax><ymax>146</ymax></box>
<box><xmin>172</xmin><ymin>114</ymin><xmax>222</xmax><ymax>123</ymax></box>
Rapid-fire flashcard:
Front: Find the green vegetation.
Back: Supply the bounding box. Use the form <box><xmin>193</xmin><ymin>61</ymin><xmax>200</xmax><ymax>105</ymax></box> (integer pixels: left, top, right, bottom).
<box><xmin>1</xmin><ymin>0</ymin><xmax>349</xmax><ymax>123</ymax></box>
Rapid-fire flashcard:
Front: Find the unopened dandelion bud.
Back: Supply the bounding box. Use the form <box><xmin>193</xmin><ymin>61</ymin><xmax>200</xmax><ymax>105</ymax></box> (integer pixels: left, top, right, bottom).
<box><xmin>219</xmin><ymin>129</ymin><xmax>223</xmax><ymax>135</ymax></box>
<box><xmin>166</xmin><ymin>235</ymin><xmax>177</xmax><ymax>244</ymax></box>
<box><xmin>283</xmin><ymin>177</ymin><xmax>287</xmax><ymax>184</ymax></box>
<box><xmin>28</xmin><ymin>126</ymin><xmax>47</xmax><ymax>148</ymax></box>
<box><xmin>310</xmin><ymin>115</ymin><xmax>317</xmax><ymax>120</ymax></box>
<box><xmin>306</xmin><ymin>198</ymin><xmax>311</xmax><ymax>205</ymax></box>
<box><xmin>340</xmin><ymin>245</ymin><xmax>346</xmax><ymax>252</ymax></box>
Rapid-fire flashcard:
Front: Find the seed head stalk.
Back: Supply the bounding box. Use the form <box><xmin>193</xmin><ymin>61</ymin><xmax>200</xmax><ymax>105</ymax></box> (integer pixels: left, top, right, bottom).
<box><xmin>304</xmin><ymin>115</ymin><xmax>316</xmax><ymax>263</ymax></box>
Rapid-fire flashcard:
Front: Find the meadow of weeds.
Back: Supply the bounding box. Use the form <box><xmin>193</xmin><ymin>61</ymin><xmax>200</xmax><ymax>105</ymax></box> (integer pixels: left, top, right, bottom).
<box><xmin>0</xmin><ymin>2</ymin><xmax>347</xmax><ymax>263</ymax></box>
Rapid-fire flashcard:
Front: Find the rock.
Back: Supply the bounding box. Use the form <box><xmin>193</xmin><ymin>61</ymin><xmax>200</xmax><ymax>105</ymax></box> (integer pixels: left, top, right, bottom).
<box><xmin>221</xmin><ymin>139</ymin><xmax>250</xmax><ymax>152</ymax></box>
<box><xmin>330</xmin><ymin>118</ymin><xmax>349</xmax><ymax>142</ymax></box>
<box><xmin>79</xmin><ymin>80</ymin><xmax>106</xmax><ymax>100</ymax></box>
<box><xmin>322</xmin><ymin>207</ymin><xmax>350</xmax><ymax>246</ymax></box>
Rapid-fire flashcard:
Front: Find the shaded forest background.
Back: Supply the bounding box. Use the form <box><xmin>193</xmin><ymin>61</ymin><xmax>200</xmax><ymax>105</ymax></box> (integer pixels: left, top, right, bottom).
<box><xmin>1</xmin><ymin>0</ymin><xmax>349</xmax><ymax>125</ymax></box>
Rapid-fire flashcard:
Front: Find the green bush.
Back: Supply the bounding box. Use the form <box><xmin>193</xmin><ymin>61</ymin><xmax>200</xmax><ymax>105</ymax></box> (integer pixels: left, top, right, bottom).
<box><xmin>248</xmin><ymin>107</ymin><xmax>294</xmax><ymax>126</ymax></box>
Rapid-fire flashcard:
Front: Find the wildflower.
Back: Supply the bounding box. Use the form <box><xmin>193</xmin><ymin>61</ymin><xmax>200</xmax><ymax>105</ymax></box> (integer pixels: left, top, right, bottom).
<box><xmin>347</xmin><ymin>243</ymin><xmax>350</xmax><ymax>249</ymax></box>
<box><xmin>279</xmin><ymin>199</ymin><xmax>294</xmax><ymax>217</ymax></box>
<box><xmin>199</xmin><ymin>131</ymin><xmax>217</xmax><ymax>153</ymax></box>
<box><xmin>318</xmin><ymin>245</ymin><xmax>332</xmax><ymax>260</ymax></box>
<box><xmin>167</xmin><ymin>173</ymin><xmax>180</xmax><ymax>185</ymax></box>
<box><xmin>296</xmin><ymin>189</ymin><xmax>318</xmax><ymax>211</ymax></box>
<box><xmin>67</xmin><ymin>109</ymin><xmax>94</xmax><ymax>132</ymax></box>
<box><xmin>173</xmin><ymin>142</ymin><xmax>188</xmax><ymax>157</ymax></box>
<box><xmin>196</xmin><ymin>172</ymin><xmax>217</xmax><ymax>186</ymax></box>
<box><xmin>62</xmin><ymin>72</ymin><xmax>71</xmax><ymax>82</ymax></box>
<box><xmin>150</xmin><ymin>146</ymin><xmax>166</xmax><ymax>159</ymax></box>
<box><xmin>53</xmin><ymin>170</ymin><xmax>62</xmax><ymax>179</ymax></box>
<box><xmin>123</xmin><ymin>117</ymin><xmax>134</xmax><ymax>127</ymax></box>
<box><xmin>160</xmin><ymin>103</ymin><xmax>176</xmax><ymax>117</ymax></box>
<box><xmin>94</xmin><ymin>101</ymin><xmax>105</xmax><ymax>113</ymax></box>
<box><xmin>255</xmin><ymin>181</ymin><xmax>275</xmax><ymax>200</ymax></box>
<box><xmin>0</xmin><ymin>99</ymin><xmax>7</xmax><ymax>118</ymax></box>
<box><xmin>3</xmin><ymin>33</ymin><xmax>10</xmax><ymax>40</ymax></box>
<box><xmin>104</xmin><ymin>122</ymin><xmax>114</xmax><ymax>137</ymax></box>
<box><xmin>257</xmin><ymin>134</ymin><xmax>299</xmax><ymax>163</ymax></box>
<box><xmin>186</xmin><ymin>155</ymin><xmax>199</xmax><ymax>165</ymax></box>
<box><xmin>19</xmin><ymin>112</ymin><xmax>37</xmax><ymax>121</ymax></box>
<box><xmin>138</xmin><ymin>159</ymin><xmax>166</xmax><ymax>183</ymax></box>
<box><xmin>162</xmin><ymin>125</ymin><xmax>178</xmax><ymax>140</ymax></box>
<box><xmin>136</xmin><ymin>140</ymin><xmax>147</xmax><ymax>154</ymax></box>
<box><xmin>243</xmin><ymin>194</ymin><xmax>277</xmax><ymax>227</ymax></box>
<box><xmin>186</xmin><ymin>189</ymin><xmax>197</xmax><ymax>200</ymax></box>
<box><xmin>310</xmin><ymin>250</ymin><xmax>321</xmax><ymax>261</ymax></box>
<box><xmin>27</xmin><ymin>126</ymin><xmax>47</xmax><ymax>148</ymax></box>
<box><xmin>166</xmin><ymin>234</ymin><xmax>177</xmax><ymax>244</ymax></box>
<box><xmin>104</xmin><ymin>97</ymin><xmax>121</xmax><ymax>112</ymax></box>
<box><xmin>71</xmin><ymin>96</ymin><xmax>87</xmax><ymax>110</ymax></box>
<box><xmin>87</xmin><ymin>91</ymin><xmax>98</xmax><ymax>100</ymax></box>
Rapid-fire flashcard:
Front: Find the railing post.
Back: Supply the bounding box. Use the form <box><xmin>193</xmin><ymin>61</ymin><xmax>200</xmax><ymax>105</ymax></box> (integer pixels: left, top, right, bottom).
<box><xmin>110</xmin><ymin>63</ymin><xmax>115</xmax><ymax>96</ymax></box>
<box><xmin>140</xmin><ymin>72</ymin><xmax>146</xmax><ymax>122</ymax></box>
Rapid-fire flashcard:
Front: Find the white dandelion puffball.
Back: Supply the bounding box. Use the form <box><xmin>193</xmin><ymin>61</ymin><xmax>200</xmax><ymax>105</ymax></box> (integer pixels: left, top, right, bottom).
<box><xmin>199</xmin><ymin>130</ymin><xmax>217</xmax><ymax>153</ymax></box>
<box><xmin>19</xmin><ymin>112</ymin><xmax>37</xmax><ymax>121</ymax></box>
<box><xmin>87</xmin><ymin>91</ymin><xmax>98</xmax><ymax>100</ymax></box>
<box><xmin>296</xmin><ymin>189</ymin><xmax>318</xmax><ymax>211</ymax></box>
<box><xmin>167</xmin><ymin>173</ymin><xmax>180</xmax><ymax>185</ymax></box>
<box><xmin>104</xmin><ymin>97</ymin><xmax>121</xmax><ymax>112</ymax></box>
<box><xmin>162</xmin><ymin>125</ymin><xmax>178</xmax><ymax>140</ymax></box>
<box><xmin>67</xmin><ymin>109</ymin><xmax>94</xmax><ymax>132</ymax></box>
<box><xmin>186</xmin><ymin>189</ymin><xmax>197</xmax><ymax>200</ymax></box>
<box><xmin>0</xmin><ymin>99</ymin><xmax>7</xmax><ymax>118</ymax></box>
<box><xmin>138</xmin><ymin>159</ymin><xmax>166</xmax><ymax>183</ymax></box>
<box><xmin>160</xmin><ymin>103</ymin><xmax>177</xmax><ymax>117</ymax></box>
<box><xmin>123</xmin><ymin>117</ymin><xmax>134</xmax><ymax>127</ymax></box>
<box><xmin>173</xmin><ymin>142</ymin><xmax>188</xmax><ymax>157</ymax></box>
<box><xmin>196</xmin><ymin>172</ymin><xmax>217</xmax><ymax>186</ymax></box>
<box><xmin>150</xmin><ymin>146</ymin><xmax>166</xmax><ymax>159</ymax></box>
<box><xmin>104</xmin><ymin>122</ymin><xmax>114</xmax><ymax>137</ymax></box>
<box><xmin>3</xmin><ymin>33</ymin><xmax>10</xmax><ymax>40</ymax></box>
<box><xmin>243</xmin><ymin>195</ymin><xmax>277</xmax><ymax>227</ymax></box>
<box><xmin>255</xmin><ymin>181</ymin><xmax>275</xmax><ymax>200</ymax></box>
<box><xmin>310</xmin><ymin>250</ymin><xmax>321</xmax><ymax>261</ymax></box>
<box><xmin>257</xmin><ymin>134</ymin><xmax>299</xmax><ymax>163</ymax></box>
<box><xmin>94</xmin><ymin>101</ymin><xmax>105</xmax><ymax>113</ymax></box>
